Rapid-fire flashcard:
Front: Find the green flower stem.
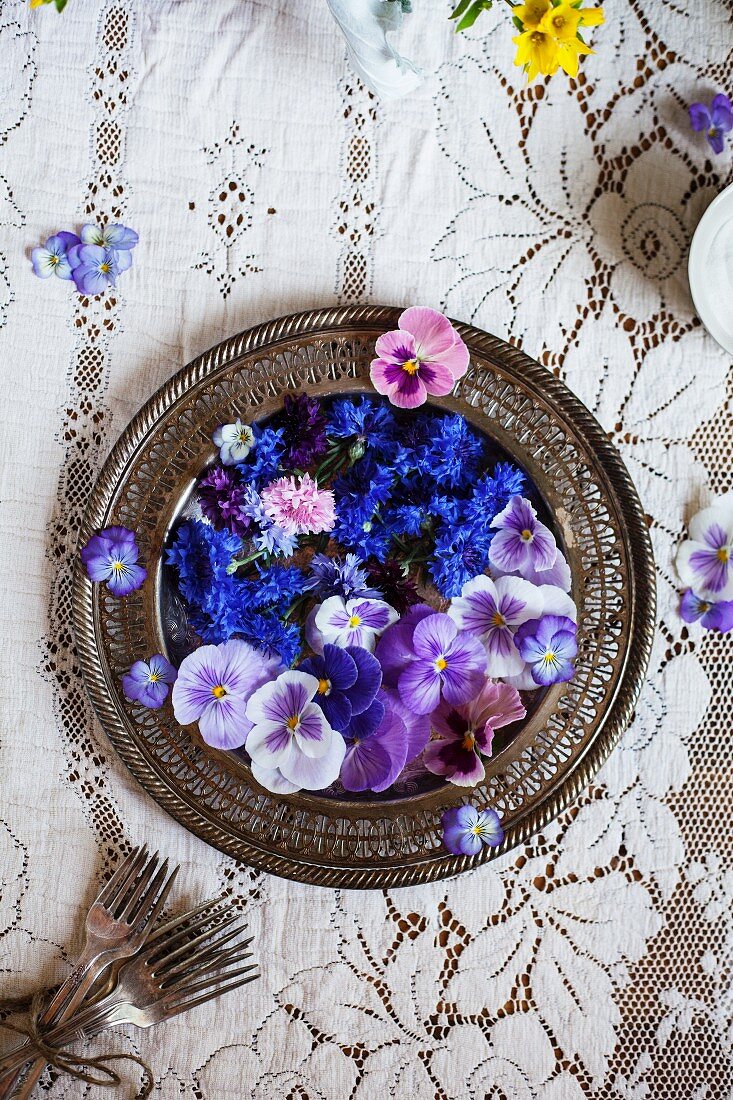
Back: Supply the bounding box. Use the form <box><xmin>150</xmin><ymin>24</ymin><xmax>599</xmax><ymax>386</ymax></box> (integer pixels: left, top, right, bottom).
<box><xmin>227</xmin><ymin>549</ymin><xmax>266</xmax><ymax>574</ymax></box>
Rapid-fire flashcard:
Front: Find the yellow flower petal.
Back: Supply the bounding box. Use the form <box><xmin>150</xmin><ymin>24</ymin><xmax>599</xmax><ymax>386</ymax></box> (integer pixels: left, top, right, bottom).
<box><xmin>513</xmin><ymin>27</ymin><xmax>560</xmax><ymax>81</ymax></box>
<box><xmin>555</xmin><ymin>36</ymin><xmax>593</xmax><ymax>77</ymax></box>
<box><xmin>578</xmin><ymin>5</ymin><xmax>605</xmax><ymax>25</ymax></box>
<box><xmin>513</xmin><ymin>0</ymin><xmax>551</xmax><ymax>29</ymax></box>
<box><xmin>539</xmin><ymin>3</ymin><xmax>583</xmax><ymax>42</ymax></box>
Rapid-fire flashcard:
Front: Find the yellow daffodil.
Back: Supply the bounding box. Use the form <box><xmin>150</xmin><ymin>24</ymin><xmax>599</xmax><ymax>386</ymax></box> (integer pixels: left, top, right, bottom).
<box><xmin>513</xmin><ymin>0</ymin><xmax>552</xmax><ymax>29</ymax></box>
<box><xmin>512</xmin><ymin>27</ymin><xmax>561</xmax><ymax>81</ymax></box>
<box><xmin>539</xmin><ymin>2</ymin><xmax>583</xmax><ymax>41</ymax></box>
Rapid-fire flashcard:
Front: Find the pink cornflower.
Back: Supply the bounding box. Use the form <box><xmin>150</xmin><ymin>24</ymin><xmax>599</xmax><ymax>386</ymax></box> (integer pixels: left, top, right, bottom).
<box><xmin>370</xmin><ymin>306</ymin><xmax>469</xmax><ymax>409</ymax></box>
<box><xmin>260</xmin><ymin>472</ymin><xmax>336</xmax><ymax>537</ymax></box>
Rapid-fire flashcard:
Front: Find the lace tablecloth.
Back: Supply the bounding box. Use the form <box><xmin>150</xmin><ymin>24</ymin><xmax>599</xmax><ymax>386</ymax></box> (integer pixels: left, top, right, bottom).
<box><xmin>1</xmin><ymin>0</ymin><xmax>732</xmax><ymax>1095</ymax></box>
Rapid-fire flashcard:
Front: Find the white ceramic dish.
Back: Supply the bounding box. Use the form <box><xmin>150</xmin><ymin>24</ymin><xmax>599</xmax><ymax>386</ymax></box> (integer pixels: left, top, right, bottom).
<box><xmin>688</xmin><ymin>182</ymin><xmax>733</xmax><ymax>355</ymax></box>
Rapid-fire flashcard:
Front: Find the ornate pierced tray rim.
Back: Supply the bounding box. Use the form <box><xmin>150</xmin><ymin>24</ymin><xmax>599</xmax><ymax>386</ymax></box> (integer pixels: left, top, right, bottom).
<box><xmin>72</xmin><ymin>305</ymin><xmax>656</xmax><ymax>889</ymax></box>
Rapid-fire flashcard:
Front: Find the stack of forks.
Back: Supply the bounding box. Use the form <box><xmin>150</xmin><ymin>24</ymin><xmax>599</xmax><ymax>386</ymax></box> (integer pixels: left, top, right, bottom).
<box><xmin>0</xmin><ymin>846</ymin><xmax>258</xmax><ymax>1098</ymax></box>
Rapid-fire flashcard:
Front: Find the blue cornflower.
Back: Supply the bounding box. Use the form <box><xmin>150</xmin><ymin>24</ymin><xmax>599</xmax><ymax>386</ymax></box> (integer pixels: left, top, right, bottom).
<box><xmin>334</xmin><ymin>455</ymin><xmax>394</xmax><ymax>517</ymax></box>
<box><xmin>236</xmin><ymin>425</ymin><xmax>286</xmax><ymax>487</ymax></box>
<box><xmin>382</xmin><ymin>503</ymin><xmax>428</xmax><ymax>538</ymax></box>
<box><xmin>334</xmin><ymin>510</ymin><xmax>391</xmax><ymax>560</ymax></box>
<box><xmin>430</xmin><ymin>524</ymin><xmax>494</xmax><ymax>598</ymax></box>
<box><xmin>165</xmin><ymin>520</ymin><xmax>240</xmax><ymax>605</ymax></box>
<box><xmin>461</xmin><ymin>463</ymin><xmax>525</xmax><ymax>530</ymax></box>
<box><xmin>418</xmin><ymin>414</ymin><xmax>485</xmax><ymax>488</ymax></box>
<box><xmin>239</xmin><ymin>485</ymin><xmax>297</xmax><ymax>557</ymax></box>
<box><xmin>327</xmin><ymin>396</ymin><xmax>396</xmax><ymax>449</ymax></box>
<box><xmin>303</xmin><ymin>553</ymin><xmax>382</xmax><ymax>600</ymax></box>
<box><xmin>429</xmin><ymin>493</ymin><xmax>462</xmax><ymax>524</ymax></box>
<box><xmin>252</xmin><ymin>563</ymin><xmax>306</xmax><ymax>613</ymax></box>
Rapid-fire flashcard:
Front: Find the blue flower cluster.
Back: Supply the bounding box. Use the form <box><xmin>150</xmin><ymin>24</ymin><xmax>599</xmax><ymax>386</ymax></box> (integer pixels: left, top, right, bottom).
<box><xmin>326</xmin><ymin>398</ymin><xmax>524</xmax><ymax>597</ymax></box>
<box><xmin>166</xmin><ymin>519</ymin><xmax>305</xmax><ymax>665</ymax></box>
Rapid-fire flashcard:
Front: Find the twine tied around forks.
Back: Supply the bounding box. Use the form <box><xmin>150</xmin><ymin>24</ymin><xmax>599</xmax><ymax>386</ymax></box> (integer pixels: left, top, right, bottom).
<box><xmin>0</xmin><ymin>991</ymin><xmax>154</xmax><ymax>1096</ymax></box>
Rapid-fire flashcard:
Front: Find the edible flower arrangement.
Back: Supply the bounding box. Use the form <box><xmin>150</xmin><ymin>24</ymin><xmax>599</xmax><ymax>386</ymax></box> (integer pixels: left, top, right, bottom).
<box><xmin>81</xmin><ymin>308</ymin><xmax>578</xmax><ymax>856</ymax></box>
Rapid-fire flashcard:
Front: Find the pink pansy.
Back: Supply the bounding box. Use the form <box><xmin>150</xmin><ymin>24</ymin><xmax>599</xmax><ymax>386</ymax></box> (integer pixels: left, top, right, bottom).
<box><xmin>448</xmin><ymin>574</ymin><xmax>544</xmax><ymax>677</ymax></box>
<box><xmin>313</xmin><ymin>595</ymin><xmax>399</xmax><ymax>653</ymax></box>
<box><xmin>369</xmin><ymin>306</ymin><xmax>469</xmax><ymax>409</ymax></box>
<box><xmin>425</xmin><ymin>679</ymin><xmax>526</xmax><ymax>787</ymax></box>
<box><xmin>261</xmin><ymin>472</ymin><xmax>336</xmax><ymax>537</ymax></box>
<box><xmin>676</xmin><ymin>494</ymin><xmax>733</xmax><ymax>599</ymax></box>
<box><xmin>245</xmin><ymin>670</ymin><xmax>345</xmax><ymax>794</ymax></box>
<box><xmin>489</xmin><ymin>496</ymin><xmax>558</xmax><ymax>577</ymax></box>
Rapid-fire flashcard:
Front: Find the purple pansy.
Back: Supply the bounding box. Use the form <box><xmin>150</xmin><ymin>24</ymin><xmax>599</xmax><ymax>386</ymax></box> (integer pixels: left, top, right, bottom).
<box><xmin>80</xmin><ymin>525</ymin><xmax>147</xmax><ymax>596</ymax></box>
<box><xmin>689</xmin><ymin>94</ymin><xmax>733</xmax><ymax>154</ymax></box>
<box><xmin>313</xmin><ymin>595</ymin><xmax>399</xmax><ymax>653</ymax></box>
<box><xmin>370</xmin><ymin>306</ymin><xmax>469</xmax><ymax>409</ymax></box>
<box><xmin>172</xmin><ymin>639</ymin><xmax>282</xmax><ymax>750</ymax></box>
<box><xmin>425</xmin><ymin>679</ymin><xmax>526</xmax><ymax>787</ymax></box>
<box><xmin>506</xmin><ymin>585</ymin><xmax>577</xmax><ymax>689</ymax></box>
<box><xmin>492</xmin><ymin>546</ymin><xmax>572</xmax><ymax>593</ymax></box>
<box><xmin>489</xmin><ymin>496</ymin><xmax>557</xmax><ymax>577</ymax></box>
<box><xmin>441</xmin><ymin>804</ymin><xmax>504</xmax><ymax>856</ymax></box>
<box><xmin>122</xmin><ymin>654</ymin><xmax>177</xmax><ymax>709</ymax></box>
<box><xmin>339</xmin><ymin>690</ymin><xmax>409</xmax><ymax>793</ymax></box>
<box><xmin>388</xmin><ymin>612</ymin><xmax>487</xmax><ymax>716</ymax></box>
<box><xmin>31</xmin><ymin>232</ymin><xmax>80</xmax><ymax>281</ymax></box>
<box><xmin>68</xmin><ymin>244</ymin><xmax>119</xmax><ymax>295</ymax></box>
<box><xmin>374</xmin><ymin>603</ymin><xmax>434</xmax><ymax>688</ymax></box>
<box><xmin>299</xmin><ymin>643</ymin><xmax>382</xmax><ymax>732</ymax></box>
<box><xmin>245</xmin><ymin>670</ymin><xmax>345</xmax><ymax>793</ymax></box>
<box><xmin>676</xmin><ymin>495</ymin><xmax>733</xmax><ymax>599</ymax></box>
<box><xmin>448</xmin><ymin>574</ymin><xmax>544</xmax><ymax>677</ymax></box>
<box><xmin>514</xmin><ymin>614</ymin><xmax>577</xmax><ymax>686</ymax></box>
<box><xmin>80</xmin><ymin>222</ymin><xmax>138</xmax><ymax>269</ymax></box>
<box><xmin>679</xmin><ymin>589</ymin><xmax>733</xmax><ymax>633</ymax></box>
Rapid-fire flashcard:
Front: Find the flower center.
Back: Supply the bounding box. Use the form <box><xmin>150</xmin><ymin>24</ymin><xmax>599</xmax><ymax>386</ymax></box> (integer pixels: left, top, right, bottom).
<box><xmin>211</xmin><ymin>684</ymin><xmax>227</xmax><ymax>699</ymax></box>
<box><xmin>238</xmin><ymin>429</ymin><xmax>252</xmax><ymax>443</ymax></box>
<box><xmin>550</xmin><ymin>13</ymin><xmax>565</xmax><ymax>28</ymax></box>
<box><xmin>348</xmin><ymin>615</ymin><xmax>361</xmax><ymax>628</ymax></box>
<box><xmin>148</xmin><ymin>672</ymin><xmax>161</xmax><ymax>683</ymax></box>
<box><xmin>435</xmin><ymin>657</ymin><xmax>448</xmax><ymax>672</ymax></box>
<box><xmin>542</xmin><ymin>651</ymin><xmax>556</xmax><ymax>665</ymax></box>
<box><xmin>462</xmin><ymin>732</ymin><xmax>476</xmax><ymax>752</ymax></box>
<box><xmin>402</xmin><ymin>359</ymin><xmax>420</xmax><ymax>375</ymax></box>
<box><xmin>699</xmin><ymin>601</ymin><xmax>710</xmax><ymax>613</ymax></box>
<box><xmin>50</xmin><ymin>254</ymin><xmax>59</xmax><ymax>265</ymax></box>
<box><xmin>100</xmin><ymin>262</ymin><xmax>111</xmax><ymax>273</ymax></box>
<box><xmin>717</xmin><ymin>547</ymin><xmax>729</xmax><ymax>563</ymax></box>
<box><xmin>531</xmin><ymin>30</ymin><xmax>546</xmax><ymax>44</ymax></box>
<box><xmin>286</xmin><ymin>714</ymin><xmax>300</xmax><ymax>731</ymax></box>
<box><xmin>317</xmin><ymin>678</ymin><xmax>331</xmax><ymax>696</ymax></box>
<box><xmin>520</xmin><ymin>528</ymin><xmax>533</xmax><ymax>541</ymax></box>
<box><xmin>491</xmin><ymin>611</ymin><xmax>505</xmax><ymax>627</ymax></box>
<box><xmin>111</xmin><ymin>559</ymin><xmax>124</xmax><ymax>572</ymax></box>
<box><xmin>471</xmin><ymin>823</ymin><xmax>484</xmax><ymax>835</ymax></box>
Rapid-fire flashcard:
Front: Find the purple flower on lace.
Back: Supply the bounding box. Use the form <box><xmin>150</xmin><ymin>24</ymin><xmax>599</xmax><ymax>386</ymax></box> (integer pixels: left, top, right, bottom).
<box><xmin>172</xmin><ymin>639</ymin><xmax>282</xmax><ymax>750</ymax></box>
<box><xmin>339</xmin><ymin>690</ymin><xmax>409</xmax><ymax>793</ymax></box>
<box><xmin>31</xmin><ymin>232</ymin><xmax>79</xmax><ymax>281</ymax></box>
<box><xmin>80</xmin><ymin>222</ymin><xmax>138</xmax><ymax>270</ymax></box>
<box><xmin>68</xmin><ymin>244</ymin><xmax>119</xmax><ymax>295</ymax></box>
<box><xmin>441</xmin><ymin>804</ymin><xmax>504</xmax><ymax>856</ymax></box>
<box><xmin>676</xmin><ymin>496</ymin><xmax>733</xmax><ymax>599</ymax></box>
<box><xmin>489</xmin><ymin>496</ymin><xmax>557</xmax><ymax>576</ymax></box>
<box><xmin>689</xmin><ymin>94</ymin><xmax>733</xmax><ymax>154</ymax></box>
<box><xmin>448</xmin><ymin>574</ymin><xmax>544</xmax><ymax>677</ymax></box>
<box><xmin>281</xmin><ymin>393</ymin><xmax>329</xmax><ymax>468</ymax></box>
<box><xmin>245</xmin><ymin>670</ymin><xmax>346</xmax><ymax>793</ymax></box>
<box><xmin>679</xmin><ymin>590</ymin><xmax>733</xmax><ymax>633</ymax></box>
<box><xmin>299</xmin><ymin>644</ymin><xmax>382</xmax><ymax>732</ymax></box>
<box><xmin>425</xmin><ymin>679</ymin><xmax>525</xmax><ymax>787</ymax></box>
<box><xmin>213</xmin><ymin>420</ymin><xmax>256</xmax><ymax>466</ymax></box>
<box><xmin>198</xmin><ymin>465</ymin><xmax>252</xmax><ymax>539</ymax></box>
<box><xmin>388</xmin><ymin>612</ymin><xmax>487</xmax><ymax>716</ymax></box>
<box><xmin>514</xmin><ymin>614</ymin><xmax>577</xmax><ymax>686</ymax></box>
<box><xmin>313</xmin><ymin>595</ymin><xmax>399</xmax><ymax>653</ymax></box>
<box><xmin>80</xmin><ymin>525</ymin><xmax>147</xmax><ymax>596</ymax></box>
<box><xmin>122</xmin><ymin>654</ymin><xmax>177</xmax><ymax>709</ymax></box>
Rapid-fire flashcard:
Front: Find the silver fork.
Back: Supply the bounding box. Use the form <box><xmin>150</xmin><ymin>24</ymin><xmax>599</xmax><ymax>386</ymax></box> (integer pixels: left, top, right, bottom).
<box><xmin>1</xmin><ymin>900</ymin><xmax>258</xmax><ymax>1085</ymax></box>
<box><xmin>0</xmin><ymin>845</ymin><xmax>177</xmax><ymax>1098</ymax></box>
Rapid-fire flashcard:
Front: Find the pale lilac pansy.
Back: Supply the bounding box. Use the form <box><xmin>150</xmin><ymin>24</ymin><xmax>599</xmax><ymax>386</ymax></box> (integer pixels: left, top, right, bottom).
<box><xmin>676</xmin><ymin>494</ymin><xmax>733</xmax><ymax>600</ymax></box>
<box><xmin>448</xmin><ymin>574</ymin><xmax>543</xmax><ymax>677</ymax></box>
<box><xmin>489</xmin><ymin>495</ymin><xmax>558</xmax><ymax>577</ymax></box>
<box><xmin>312</xmin><ymin>595</ymin><xmax>399</xmax><ymax>653</ymax></box>
<box><xmin>245</xmin><ymin>669</ymin><xmax>345</xmax><ymax>794</ymax></box>
<box><xmin>213</xmin><ymin>419</ymin><xmax>256</xmax><ymax>466</ymax></box>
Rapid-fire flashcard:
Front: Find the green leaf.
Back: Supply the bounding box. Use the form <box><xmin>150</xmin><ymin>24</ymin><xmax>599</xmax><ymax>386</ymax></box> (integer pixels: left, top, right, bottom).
<box><xmin>449</xmin><ymin>0</ymin><xmax>473</xmax><ymax>19</ymax></box>
<box><xmin>55</xmin><ymin>0</ymin><xmax>68</xmax><ymax>10</ymax></box>
<box><xmin>512</xmin><ymin>15</ymin><xmax>524</xmax><ymax>30</ymax></box>
<box><xmin>453</xmin><ymin>0</ymin><xmax>493</xmax><ymax>32</ymax></box>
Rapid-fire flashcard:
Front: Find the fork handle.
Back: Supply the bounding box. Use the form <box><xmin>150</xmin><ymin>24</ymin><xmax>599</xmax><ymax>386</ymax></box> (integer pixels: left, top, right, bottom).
<box><xmin>0</xmin><ymin>947</ymin><xmax>105</xmax><ymax>1098</ymax></box>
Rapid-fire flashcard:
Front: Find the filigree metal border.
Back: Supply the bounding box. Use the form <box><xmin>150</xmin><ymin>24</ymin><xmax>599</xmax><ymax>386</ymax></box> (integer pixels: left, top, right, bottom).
<box><xmin>71</xmin><ymin>306</ymin><xmax>656</xmax><ymax>888</ymax></box>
